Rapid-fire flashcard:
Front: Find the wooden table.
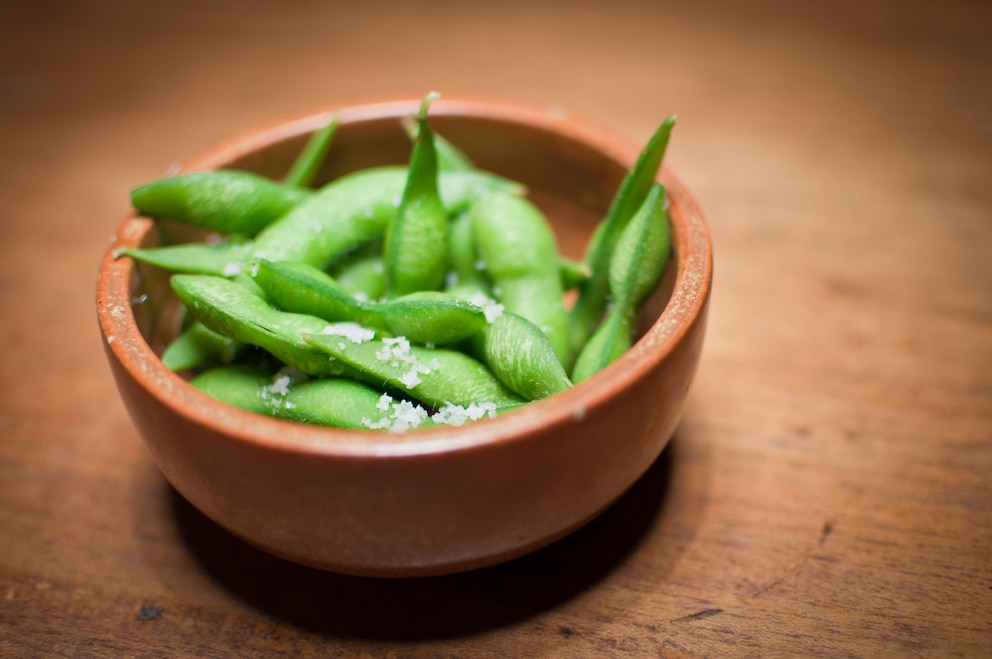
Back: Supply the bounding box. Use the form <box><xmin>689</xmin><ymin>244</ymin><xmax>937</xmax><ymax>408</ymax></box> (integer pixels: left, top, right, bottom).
<box><xmin>2</xmin><ymin>0</ymin><xmax>990</xmax><ymax>655</ymax></box>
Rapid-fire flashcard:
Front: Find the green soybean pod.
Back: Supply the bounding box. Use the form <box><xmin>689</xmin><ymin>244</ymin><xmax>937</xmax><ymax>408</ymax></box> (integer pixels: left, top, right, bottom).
<box><xmin>251</xmin><ymin>166</ymin><xmax>522</xmax><ymax>270</ymax></box>
<box><xmin>250</xmin><ymin>166</ymin><xmax>405</xmax><ymax>268</ymax></box>
<box><xmin>283</xmin><ymin>115</ymin><xmax>338</xmax><ymax>189</ymax></box>
<box><xmin>568</xmin><ymin>116</ymin><xmax>676</xmax><ymax>365</ymax></box>
<box><xmin>401</xmin><ymin>114</ymin><xmax>475</xmax><ymax>172</ymax></box>
<box><xmin>572</xmin><ymin>183</ymin><xmax>670</xmax><ymax>383</ymax></box>
<box><xmin>465</xmin><ymin>311</ymin><xmax>572</xmax><ymax>401</ymax></box>
<box><xmin>558</xmin><ymin>257</ymin><xmax>590</xmax><ymax>291</ymax></box>
<box><xmin>191</xmin><ymin>364</ymin><xmax>285</xmax><ymax>415</ymax></box>
<box><xmin>329</xmin><ymin>250</ymin><xmax>386</xmax><ymax>301</ymax></box>
<box><xmin>444</xmin><ymin>275</ymin><xmax>565</xmax><ymax>400</ymax></box>
<box><xmin>286</xmin><ymin>380</ymin><xmax>434</xmax><ymax>431</ymax></box>
<box><xmin>191</xmin><ymin>364</ymin><xmax>433</xmax><ymax>431</ymax></box>
<box><xmin>161</xmin><ymin>320</ymin><xmax>241</xmax><ymax>371</ymax></box>
<box><xmin>252</xmin><ymin>260</ymin><xmax>486</xmax><ymax>345</ymax></box>
<box><xmin>304</xmin><ymin>331</ymin><xmax>524</xmax><ymax>410</ymax></box>
<box><xmin>373</xmin><ymin>291</ymin><xmax>487</xmax><ymax>345</ymax></box>
<box><xmin>384</xmin><ymin>92</ymin><xmax>448</xmax><ymax>297</ymax></box>
<box><xmin>171</xmin><ymin>274</ymin><xmax>344</xmax><ymax>377</ymax></box>
<box><xmin>250</xmin><ymin>259</ymin><xmax>363</xmax><ymax>323</ymax></box>
<box><xmin>131</xmin><ymin>170</ymin><xmax>312</xmax><ymax>237</ymax></box>
<box><xmin>444</xmin><ymin>212</ymin><xmax>491</xmax><ymax>299</ymax></box>
<box><xmin>470</xmin><ymin>190</ymin><xmax>570</xmax><ymax>364</ymax></box>
<box><xmin>115</xmin><ymin>241</ymin><xmax>248</xmax><ymax>276</ymax></box>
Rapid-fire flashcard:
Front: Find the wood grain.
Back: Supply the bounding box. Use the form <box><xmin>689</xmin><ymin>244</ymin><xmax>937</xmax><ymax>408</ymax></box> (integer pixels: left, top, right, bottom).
<box><xmin>1</xmin><ymin>0</ymin><xmax>990</xmax><ymax>655</ymax></box>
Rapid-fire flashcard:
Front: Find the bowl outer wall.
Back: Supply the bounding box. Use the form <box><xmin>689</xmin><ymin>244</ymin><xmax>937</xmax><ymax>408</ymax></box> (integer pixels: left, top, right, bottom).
<box><xmin>96</xmin><ymin>95</ymin><xmax>712</xmax><ymax>577</ymax></box>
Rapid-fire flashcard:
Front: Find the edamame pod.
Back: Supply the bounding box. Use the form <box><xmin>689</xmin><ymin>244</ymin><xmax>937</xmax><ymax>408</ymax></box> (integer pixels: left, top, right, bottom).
<box><xmin>444</xmin><ymin>212</ymin><xmax>491</xmax><ymax>299</ymax></box>
<box><xmin>569</xmin><ymin>116</ymin><xmax>676</xmax><ymax>365</ymax></box>
<box><xmin>162</xmin><ymin>320</ymin><xmax>241</xmax><ymax>371</ymax></box>
<box><xmin>401</xmin><ymin>114</ymin><xmax>475</xmax><ymax>172</ymax></box>
<box><xmin>329</xmin><ymin>250</ymin><xmax>386</xmax><ymax>301</ymax></box>
<box><xmin>442</xmin><ymin>277</ymin><xmax>570</xmax><ymax>401</ymax></box>
<box><xmin>251</xmin><ymin>259</ymin><xmax>487</xmax><ymax>345</ymax></box>
<box><xmin>171</xmin><ymin>274</ymin><xmax>344</xmax><ymax>376</ymax></box>
<box><xmin>251</xmin><ymin>166</ymin><xmax>522</xmax><ymax>269</ymax></box>
<box><xmin>250</xmin><ymin>259</ymin><xmax>359</xmax><ymax>322</ymax></box>
<box><xmin>131</xmin><ymin>170</ymin><xmax>312</xmax><ymax>236</ymax></box>
<box><xmin>192</xmin><ymin>364</ymin><xmax>286</xmax><ymax>415</ymax></box>
<box><xmin>465</xmin><ymin>311</ymin><xmax>573</xmax><ymax>401</ymax></box>
<box><xmin>283</xmin><ymin>116</ymin><xmax>338</xmax><ymax>189</ymax></box>
<box><xmin>471</xmin><ymin>190</ymin><xmax>570</xmax><ymax>364</ymax></box>
<box><xmin>375</xmin><ymin>291</ymin><xmax>487</xmax><ymax>345</ymax></box>
<box><xmin>191</xmin><ymin>364</ymin><xmax>433</xmax><ymax>431</ymax></box>
<box><xmin>607</xmin><ymin>184</ymin><xmax>671</xmax><ymax>308</ymax></box>
<box><xmin>304</xmin><ymin>331</ymin><xmax>524</xmax><ymax>410</ymax></box>
<box><xmin>572</xmin><ymin>183</ymin><xmax>670</xmax><ymax>382</ymax></box>
<box><xmin>384</xmin><ymin>92</ymin><xmax>448</xmax><ymax>297</ymax></box>
<box><xmin>559</xmin><ymin>257</ymin><xmax>590</xmax><ymax>291</ymax></box>
<box><xmin>116</xmin><ymin>241</ymin><xmax>248</xmax><ymax>276</ymax></box>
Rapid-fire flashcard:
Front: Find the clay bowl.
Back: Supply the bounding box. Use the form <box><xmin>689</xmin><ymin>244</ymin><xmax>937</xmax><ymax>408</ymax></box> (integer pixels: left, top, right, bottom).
<box><xmin>96</xmin><ymin>95</ymin><xmax>712</xmax><ymax>577</ymax></box>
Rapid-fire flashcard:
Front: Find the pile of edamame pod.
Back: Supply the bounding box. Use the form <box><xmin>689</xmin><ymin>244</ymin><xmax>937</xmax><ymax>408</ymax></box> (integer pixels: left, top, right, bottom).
<box><xmin>120</xmin><ymin>93</ymin><xmax>676</xmax><ymax>432</ymax></box>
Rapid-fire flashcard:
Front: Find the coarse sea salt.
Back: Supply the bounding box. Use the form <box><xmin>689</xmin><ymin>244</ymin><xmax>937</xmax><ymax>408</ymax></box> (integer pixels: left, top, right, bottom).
<box><xmin>432</xmin><ymin>402</ymin><xmax>498</xmax><ymax>426</ymax></box>
<box><xmin>399</xmin><ymin>370</ymin><xmax>422</xmax><ymax>388</ymax></box>
<box><xmin>362</xmin><ymin>416</ymin><xmax>392</xmax><ymax>430</ymax></box>
<box><xmin>483</xmin><ymin>303</ymin><xmax>504</xmax><ymax>323</ymax></box>
<box><xmin>375</xmin><ymin>335</ymin><xmax>417</xmax><ymax>367</ymax></box>
<box><xmin>321</xmin><ymin>322</ymin><xmax>375</xmax><ymax>343</ymax></box>
<box><xmin>390</xmin><ymin>400</ymin><xmax>428</xmax><ymax>432</ymax></box>
<box><xmin>362</xmin><ymin>396</ymin><xmax>429</xmax><ymax>433</ymax></box>
<box><xmin>467</xmin><ymin>293</ymin><xmax>504</xmax><ymax>323</ymax></box>
<box><xmin>267</xmin><ymin>374</ymin><xmax>292</xmax><ymax>396</ymax></box>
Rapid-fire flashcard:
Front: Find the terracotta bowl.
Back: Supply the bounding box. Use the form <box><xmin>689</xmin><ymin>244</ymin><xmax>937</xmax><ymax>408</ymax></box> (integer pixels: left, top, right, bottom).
<box><xmin>96</xmin><ymin>95</ymin><xmax>712</xmax><ymax>577</ymax></box>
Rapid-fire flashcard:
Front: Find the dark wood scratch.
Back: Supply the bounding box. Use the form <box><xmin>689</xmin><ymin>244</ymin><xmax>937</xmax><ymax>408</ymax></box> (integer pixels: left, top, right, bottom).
<box><xmin>819</xmin><ymin>519</ymin><xmax>835</xmax><ymax>545</ymax></box>
<box><xmin>753</xmin><ymin>578</ymin><xmax>784</xmax><ymax>598</ymax></box>
<box><xmin>135</xmin><ymin>604</ymin><xmax>163</xmax><ymax>621</ymax></box>
<box><xmin>672</xmin><ymin>608</ymin><xmax>724</xmax><ymax>623</ymax></box>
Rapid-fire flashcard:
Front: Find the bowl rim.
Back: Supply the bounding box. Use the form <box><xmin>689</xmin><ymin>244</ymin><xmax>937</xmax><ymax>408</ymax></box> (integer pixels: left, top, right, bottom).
<box><xmin>97</xmin><ymin>93</ymin><xmax>712</xmax><ymax>459</ymax></box>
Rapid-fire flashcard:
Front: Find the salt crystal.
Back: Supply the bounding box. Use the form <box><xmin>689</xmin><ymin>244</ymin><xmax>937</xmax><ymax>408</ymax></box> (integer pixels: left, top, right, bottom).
<box><xmin>399</xmin><ymin>370</ymin><xmax>422</xmax><ymax>388</ymax></box>
<box><xmin>268</xmin><ymin>374</ymin><xmax>292</xmax><ymax>396</ymax></box>
<box><xmin>433</xmin><ymin>404</ymin><xmax>469</xmax><ymax>427</ymax></box>
<box><xmin>382</xmin><ymin>336</ymin><xmax>411</xmax><ymax>353</ymax></box>
<box><xmin>483</xmin><ymin>303</ymin><xmax>504</xmax><ymax>323</ymax></box>
<box><xmin>389</xmin><ymin>400</ymin><xmax>428</xmax><ymax>433</ymax></box>
<box><xmin>363</xmin><ymin>416</ymin><xmax>391</xmax><ymax>430</ymax></box>
<box><xmin>321</xmin><ymin>322</ymin><xmax>375</xmax><ymax>343</ymax></box>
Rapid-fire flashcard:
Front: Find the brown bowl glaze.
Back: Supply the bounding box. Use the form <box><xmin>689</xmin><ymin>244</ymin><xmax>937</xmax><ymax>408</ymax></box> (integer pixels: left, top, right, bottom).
<box><xmin>96</xmin><ymin>95</ymin><xmax>712</xmax><ymax>577</ymax></box>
